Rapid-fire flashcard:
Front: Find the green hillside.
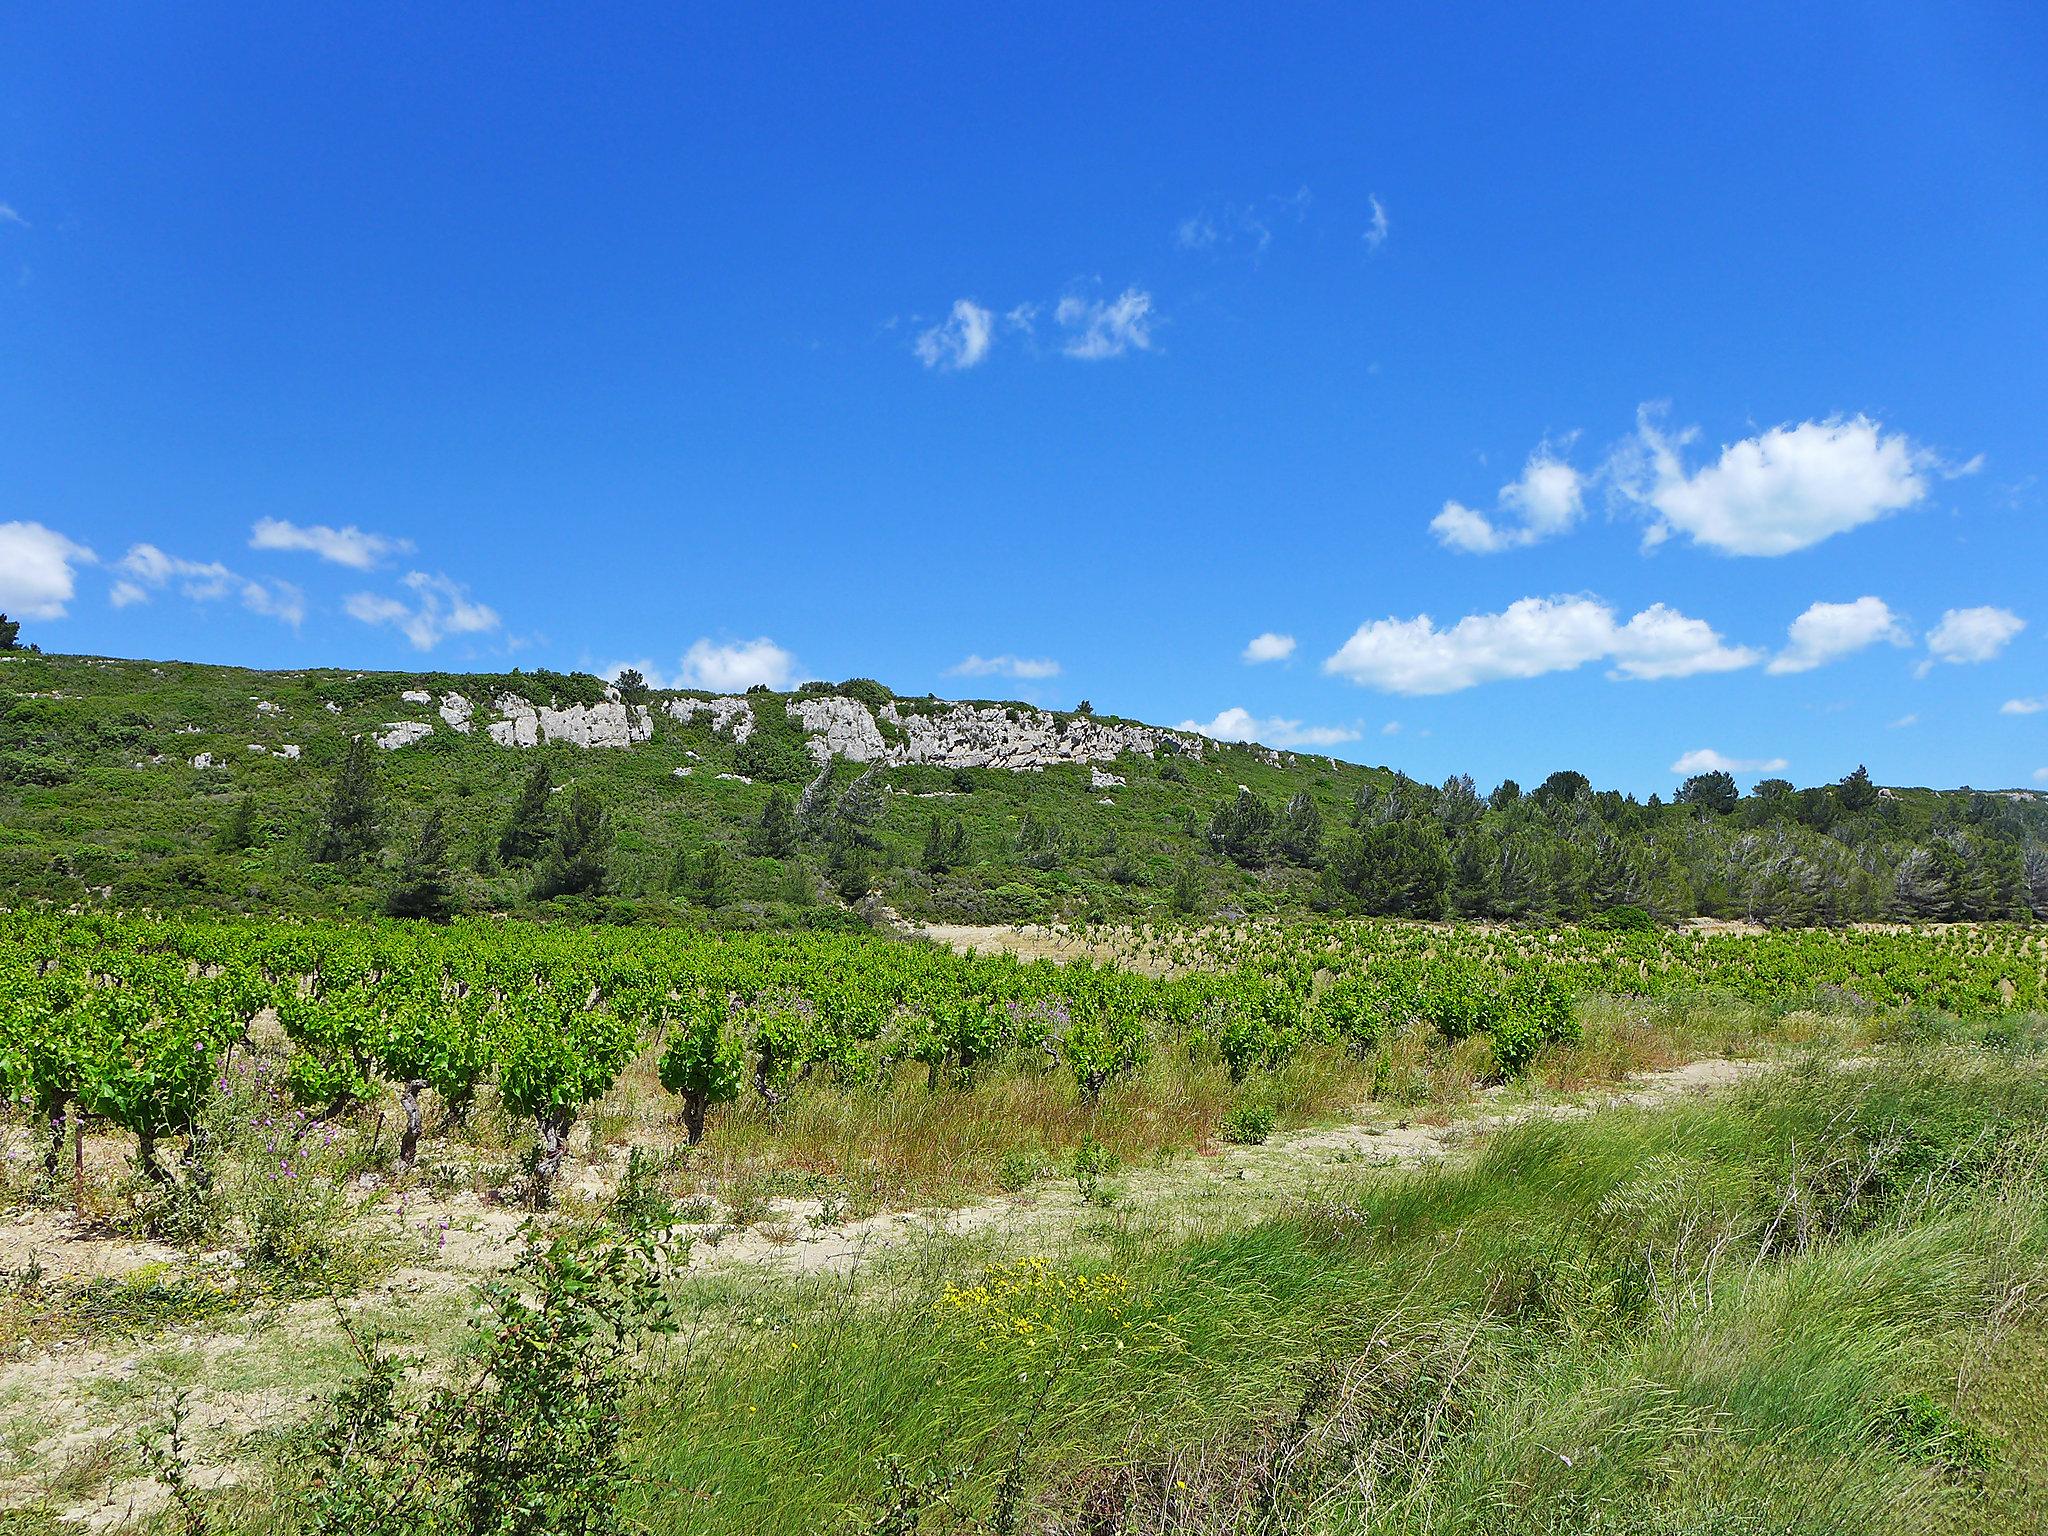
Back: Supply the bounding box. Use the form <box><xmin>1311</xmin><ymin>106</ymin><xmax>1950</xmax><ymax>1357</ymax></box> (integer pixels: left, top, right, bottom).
<box><xmin>2</xmin><ymin>646</ymin><xmax>2045</xmax><ymax>926</ymax></box>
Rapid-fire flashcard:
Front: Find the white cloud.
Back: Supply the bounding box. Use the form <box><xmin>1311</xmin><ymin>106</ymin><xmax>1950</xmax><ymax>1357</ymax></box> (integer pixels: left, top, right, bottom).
<box><xmin>249</xmin><ymin>517</ymin><xmax>413</xmax><ymax>570</ymax></box>
<box><xmin>0</xmin><ymin>521</ymin><xmax>95</xmax><ymax>620</ymax></box>
<box><xmin>114</xmin><ymin>543</ymin><xmax>236</xmax><ymax>601</ymax></box>
<box><xmin>1176</xmin><ymin>707</ymin><xmax>1360</xmax><ymax>750</ymax></box>
<box><xmin>344</xmin><ymin>571</ymin><xmax>500</xmax><ymax>651</ymax></box>
<box><xmin>1611</xmin><ymin>408</ymin><xmax>1937</xmax><ymax>556</ymax></box>
<box><xmin>2035</xmin><ymin>768</ymin><xmax>2048</xmax><ymax>785</ymax></box>
<box><xmin>1242</xmin><ymin>632</ymin><xmax>1296</xmax><ymax>664</ymax></box>
<box><xmin>1922</xmin><ymin>606</ymin><xmax>2024</xmax><ymax>671</ymax></box>
<box><xmin>107</xmin><ymin>542</ymin><xmax>303</xmax><ymax>626</ymax></box>
<box><xmin>1363</xmin><ymin>195</ymin><xmax>1389</xmax><ymax>252</ymax></box>
<box><xmin>1999</xmin><ymin>696</ymin><xmax>2045</xmax><ymax>716</ymax></box>
<box><xmin>1056</xmin><ymin>288</ymin><xmax>1154</xmax><ymax>360</ymax></box>
<box><xmin>1767</xmin><ymin>596</ymin><xmax>1909</xmax><ymax>675</ymax></box>
<box><xmin>679</xmin><ymin>636</ymin><xmax>797</xmax><ymax>691</ymax></box>
<box><xmin>913</xmin><ymin>300</ymin><xmax>996</xmax><ymax>371</ymax></box>
<box><xmin>1430</xmin><ymin>442</ymin><xmax>1585</xmax><ymax>553</ymax></box>
<box><xmin>240</xmin><ymin>579</ymin><xmax>306</xmax><ymax>629</ymax></box>
<box><xmin>0</xmin><ymin>204</ymin><xmax>26</xmax><ymax>229</ymax></box>
<box><xmin>1323</xmin><ymin>595</ymin><xmax>1758</xmax><ymax>695</ymax></box>
<box><xmin>947</xmin><ymin>653</ymin><xmax>1062</xmax><ymax>681</ymax></box>
<box><xmin>1670</xmin><ymin>748</ymin><xmax>1789</xmax><ymax>776</ymax></box>
<box><xmin>1888</xmin><ymin>714</ymin><xmax>1919</xmax><ymax>729</ymax></box>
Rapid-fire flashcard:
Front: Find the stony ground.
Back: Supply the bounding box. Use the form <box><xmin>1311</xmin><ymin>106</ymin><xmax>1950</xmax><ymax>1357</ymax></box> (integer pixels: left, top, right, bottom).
<box><xmin>0</xmin><ymin>1052</ymin><xmax>1767</xmax><ymax>1529</ymax></box>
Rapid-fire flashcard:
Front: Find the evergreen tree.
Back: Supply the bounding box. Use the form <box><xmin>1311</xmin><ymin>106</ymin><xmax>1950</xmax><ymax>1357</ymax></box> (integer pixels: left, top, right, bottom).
<box><xmin>748</xmin><ymin>789</ymin><xmax>799</xmax><ymax>858</ymax></box>
<box><xmin>1676</xmin><ymin>770</ymin><xmax>1739</xmax><ymax>815</ymax></box>
<box><xmin>0</xmin><ymin>614</ymin><xmax>19</xmax><ymax>650</ymax></box>
<box><xmin>1325</xmin><ymin>818</ymin><xmax>1452</xmax><ymax>917</ymax></box>
<box><xmin>530</xmin><ymin>788</ymin><xmax>611</xmax><ymax>900</ymax></box>
<box><xmin>921</xmin><ymin>814</ymin><xmax>970</xmax><ymax>873</ymax></box>
<box><xmin>1170</xmin><ymin>862</ymin><xmax>1203</xmax><ymax>915</ymax></box>
<box><xmin>2024</xmin><ymin>846</ymin><xmax>2048</xmax><ymax>918</ymax></box>
<box><xmin>311</xmin><ymin>735</ymin><xmax>381</xmax><ymax>866</ymax></box>
<box><xmin>1275</xmin><ymin>791</ymin><xmax>1325</xmax><ymax>866</ymax></box>
<box><xmin>796</xmin><ymin>761</ymin><xmax>837</xmax><ymax>841</ymax></box>
<box><xmin>1207</xmin><ymin>787</ymin><xmax>1276</xmax><ymax>867</ymax></box>
<box><xmin>386</xmin><ymin>808</ymin><xmax>458</xmax><ymax>921</ymax></box>
<box><xmin>213</xmin><ymin>794</ymin><xmax>258</xmax><ymax>853</ymax></box>
<box><xmin>833</xmin><ymin>767</ymin><xmax>887</xmax><ymax>846</ymax></box>
<box><xmin>611</xmin><ymin>667</ymin><xmax>649</xmax><ymax>706</ymax></box>
<box><xmin>499</xmin><ymin>762</ymin><xmax>555</xmax><ymax>865</ymax></box>
<box><xmin>1435</xmin><ymin>774</ymin><xmax>1483</xmax><ymax>833</ymax></box>
<box><xmin>1837</xmin><ymin>764</ymin><xmax>1880</xmax><ymax>813</ymax></box>
<box><xmin>693</xmin><ymin>844</ymin><xmax>730</xmax><ymax>909</ymax></box>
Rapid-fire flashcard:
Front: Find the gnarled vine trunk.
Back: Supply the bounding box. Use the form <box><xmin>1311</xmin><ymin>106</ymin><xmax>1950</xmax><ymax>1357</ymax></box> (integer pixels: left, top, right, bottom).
<box><xmin>532</xmin><ymin>1110</ymin><xmax>573</xmax><ymax>1206</ymax></box>
<box><xmin>399</xmin><ymin>1079</ymin><xmax>428</xmax><ymax>1169</ymax></box>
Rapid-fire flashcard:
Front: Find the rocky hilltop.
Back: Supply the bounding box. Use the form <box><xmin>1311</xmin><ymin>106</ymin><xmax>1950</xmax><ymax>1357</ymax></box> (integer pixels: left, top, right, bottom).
<box><xmin>360</xmin><ymin>684</ymin><xmax>1206</xmax><ymax>771</ymax></box>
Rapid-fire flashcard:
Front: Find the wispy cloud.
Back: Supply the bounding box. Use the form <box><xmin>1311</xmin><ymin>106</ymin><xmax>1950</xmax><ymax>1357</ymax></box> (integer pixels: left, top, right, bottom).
<box><xmin>1363</xmin><ymin>195</ymin><xmax>1389</xmax><ymax>252</ymax></box>
<box><xmin>2000</xmin><ymin>696</ymin><xmax>2045</xmax><ymax>716</ymax></box>
<box><xmin>1056</xmin><ymin>289</ymin><xmax>1155</xmax><ymax>360</ymax></box>
<box><xmin>344</xmin><ymin>571</ymin><xmax>500</xmax><ymax>651</ymax></box>
<box><xmin>913</xmin><ymin>300</ymin><xmax>996</xmax><ymax>371</ymax></box>
<box><xmin>249</xmin><ymin>517</ymin><xmax>413</xmax><ymax>570</ymax></box>
<box><xmin>0</xmin><ymin>204</ymin><xmax>27</xmax><ymax>230</ymax></box>
<box><xmin>947</xmin><ymin>653</ymin><xmax>1062</xmax><ymax>681</ymax></box>
<box><xmin>109</xmin><ymin>541</ymin><xmax>305</xmax><ymax>627</ymax></box>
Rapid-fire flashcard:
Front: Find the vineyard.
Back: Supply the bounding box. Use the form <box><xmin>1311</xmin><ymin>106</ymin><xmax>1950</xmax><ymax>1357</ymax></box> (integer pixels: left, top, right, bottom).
<box><xmin>6</xmin><ymin>911</ymin><xmax>2047</xmax><ymax>1211</ymax></box>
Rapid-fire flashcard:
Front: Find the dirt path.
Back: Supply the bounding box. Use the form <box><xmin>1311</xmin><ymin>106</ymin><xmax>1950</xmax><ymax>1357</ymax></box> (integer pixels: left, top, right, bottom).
<box><xmin>0</xmin><ymin>1053</ymin><xmax>1764</xmax><ymax>1527</ymax></box>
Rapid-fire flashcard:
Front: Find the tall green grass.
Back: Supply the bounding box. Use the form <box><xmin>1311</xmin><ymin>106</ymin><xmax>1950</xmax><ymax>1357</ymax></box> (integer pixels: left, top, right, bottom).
<box><xmin>620</xmin><ymin>1047</ymin><xmax>2048</xmax><ymax>1534</ymax></box>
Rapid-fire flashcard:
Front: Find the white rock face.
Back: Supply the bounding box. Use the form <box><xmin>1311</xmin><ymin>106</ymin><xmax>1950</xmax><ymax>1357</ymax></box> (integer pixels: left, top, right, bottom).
<box><xmin>324</xmin><ymin>701</ymin><xmax>342</xmax><ymax>714</ymax></box>
<box><xmin>789</xmin><ymin>696</ymin><xmax>889</xmax><ymax>763</ymax></box>
<box><xmin>254</xmin><ymin>699</ymin><xmax>280</xmax><ymax>715</ymax></box>
<box><xmin>666</xmin><ymin>696</ymin><xmax>755</xmax><ymax>742</ymax></box>
<box><xmin>438</xmin><ymin>693</ymin><xmax>474</xmax><ymax>733</ymax></box>
<box><xmin>1091</xmin><ymin>767</ymin><xmax>1126</xmax><ymax>789</ymax></box>
<box><xmin>480</xmin><ymin>693</ymin><xmax>651</xmax><ymax>749</ymax></box>
<box><xmin>376</xmin><ymin>722</ymin><xmax>435</xmax><ymax>751</ymax></box>
<box><xmin>276</xmin><ymin>745</ymin><xmax>301</xmax><ymax>760</ymax></box>
<box><xmin>860</xmin><ymin>701</ymin><xmax>1197</xmax><ymax>771</ymax></box>
<box><xmin>191</xmin><ymin>753</ymin><xmax>214</xmax><ymax>770</ymax></box>
<box><xmin>671</xmin><ymin>766</ymin><xmax>692</xmax><ymax>777</ymax></box>
<box><xmin>247</xmin><ymin>743</ymin><xmax>266</xmax><ymax>753</ymax></box>
<box><xmin>400</xmin><ymin>689</ymin><xmax>431</xmax><ymax>705</ymax></box>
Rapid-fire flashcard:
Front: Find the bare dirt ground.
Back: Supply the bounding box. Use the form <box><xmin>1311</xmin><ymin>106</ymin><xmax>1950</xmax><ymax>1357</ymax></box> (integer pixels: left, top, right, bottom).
<box><xmin>0</xmin><ymin>1052</ymin><xmax>1767</xmax><ymax>1528</ymax></box>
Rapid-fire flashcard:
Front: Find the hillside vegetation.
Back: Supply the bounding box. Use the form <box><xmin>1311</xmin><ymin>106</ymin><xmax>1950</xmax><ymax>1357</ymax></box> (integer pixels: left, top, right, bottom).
<box><xmin>3</xmin><ymin>647</ymin><xmax>2046</xmax><ymax>928</ymax></box>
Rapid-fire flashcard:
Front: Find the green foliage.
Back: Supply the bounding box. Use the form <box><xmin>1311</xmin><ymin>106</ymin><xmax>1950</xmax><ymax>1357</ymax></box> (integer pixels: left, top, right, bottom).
<box><xmin>531</xmin><ymin>788</ymin><xmax>612</xmax><ymax>901</ymax></box>
<box><xmin>657</xmin><ymin>998</ymin><xmax>746</xmax><ymax>1143</ymax></box>
<box><xmin>1677</xmin><ymin>770</ymin><xmax>1739</xmax><ymax>814</ymax></box>
<box><xmin>312</xmin><ymin>735</ymin><xmax>381</xmax><ymax>867</ymax></box>
<box><xmin>0</xmin><ymin>613</ymin><xmax>19</xmax><ymax>649</ymax></box>
<box><xmin>385</xmin><ymin>808</ymin><xmax>458</xmax><ymax>921</ymax></box>
<box><xmin>921</xmin><ymin>814</ymin><xmax>970</xmax><ymax>873</ymax></box>
<box><xmin>291</xmin><ymin>1225</ymin><xmax>682</xmax><ymax>1536</ymax></box>
<box><xmin>499</xmin><ymin>763</ymin><xmax>555</xmax><ymax>865</ymax></box>
<box><xmin>1220</xmin><ymin>1100</ymin><xmax>1276</xmax><ymax>1145</ymax></box>
<box><xmin>749</xmin><ymin>789</ymin><xmax>798</xmax><ymax>858</ymax></box>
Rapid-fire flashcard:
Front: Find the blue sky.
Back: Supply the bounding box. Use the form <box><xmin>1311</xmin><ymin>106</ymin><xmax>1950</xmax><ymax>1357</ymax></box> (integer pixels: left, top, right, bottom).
<box><xmin>3</xmin><ymin>3</ymin><xmax>2045</xmax><ymax>795</ymax></box>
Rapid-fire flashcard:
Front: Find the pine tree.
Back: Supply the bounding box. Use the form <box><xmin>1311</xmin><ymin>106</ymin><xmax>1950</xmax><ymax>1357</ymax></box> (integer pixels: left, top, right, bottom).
<box><xmin>312</xmin><ymin>735</ymin><xmax>381</xmax><ymax>866</ymax></box>
<box><xmin>498</xmin><ymin>763</ymin><xmax>554</xmax><ymax>865</ymax></box>
<box><xmin>386</xmin><ymin>809</ymin><xmax>458</xmax><ymax>921</ymax></box>
<box><xmin>1275</xmin><ymin>792</ymin><xmax>1325</xmax><ymax>866</ymax></box>
<box><xmin>530</xmin><ymin>788</ymin><xmax>611</xmax><ymax>900</ymax></box>
<box><xmin>0</xmin><ymin>614</ymin><xmax>19</xmax><ymax>650</ymax></box>
<box><xmin>213</xmin><ymin>795</ymin><xmax>258</xmax><ymax>853</ymax></box>
<box><xmin>693</xmin><ymin>844</ymin><xmax>730</xmax><ymax>909</ymax></box>
<box><xmin>1207</xmin><ymin>788</ymin><xmax>1276</xmax><ymax>867</ymax></box>
<box><xmin>921</xmin><ymin>815</ymin><xmax>970</xmax><ymax>873</ymax></box>
<box><xmin>612</xmin><ymin>667</ymin><xmax>649</xmax><ymax>706</ymax></box>
<box><xmin>748</xmin><ymin>789</ymin><xmax>798</xmax><ymax>858</ymax></box>
<box><xmin>1837</xmin><ymin>764</ymin><xmax>1880</xmax><ymax>813</ymax></box>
